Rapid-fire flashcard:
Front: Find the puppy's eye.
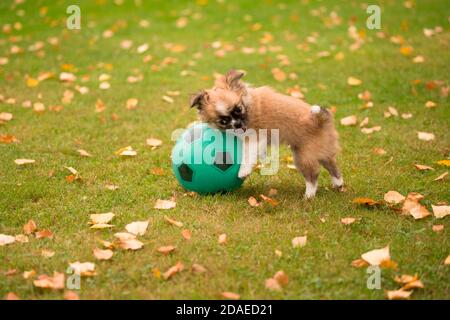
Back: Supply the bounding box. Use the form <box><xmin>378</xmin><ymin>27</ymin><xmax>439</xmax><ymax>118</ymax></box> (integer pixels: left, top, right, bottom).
<box><xmin>233</xmin><ymin>106</ymin><xmax>242</xmax><ymax>114</ymax></box>
<box><xmin>218</xmin><ymin>117</ymin><xmax>230</xmax><ymax>126</ymax></box>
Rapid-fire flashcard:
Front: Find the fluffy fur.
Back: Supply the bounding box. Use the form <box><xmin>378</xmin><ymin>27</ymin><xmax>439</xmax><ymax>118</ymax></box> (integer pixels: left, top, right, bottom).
<box><xmin>190</xmin><ymin>70</ymin><xmax>344</xmax><ymax>198</ymax></box>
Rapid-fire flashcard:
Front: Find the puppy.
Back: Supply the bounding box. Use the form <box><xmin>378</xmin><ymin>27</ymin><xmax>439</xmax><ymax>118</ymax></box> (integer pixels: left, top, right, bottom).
<box><xmin>190</xmin><ymin>69</ymin><xmax>343</xmax><ymax>198</ymax></box>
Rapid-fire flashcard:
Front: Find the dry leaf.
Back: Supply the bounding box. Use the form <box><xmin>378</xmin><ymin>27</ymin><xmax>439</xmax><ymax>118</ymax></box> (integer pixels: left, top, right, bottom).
<box><xmin>361</xmin><ymin>126</ymin><xmax>381</xmax><ymax>134</ymax></box>
<box><xmin>77</xmin><ymin>149</ymin><xmax>92</xmax><ymax>157</ymax></box>
<box><xmin>93</xmin><ymin>248</ymin><xmax>113</xmax><ymax>260</ymax></box>
<box><xmin>125</xmin><ymin>98</ymin><xmax>138</xmax><ymax>110</ymax></box>
<box><xmin>0</xmin><ymin>234</ymin><xmax>15</xmax><ymax>246</ymax></box>
<box><xmin>191</xmin><ymin>263</ymin><xmax>207</xmax><ymax>274</ymax></box>
<box><xmin>181</xmin><ymin>229</ymin><xmax>191</xmax><ymax>240</ymax></box>
<box><xmin>0</xmin><ymin>112</ymin><xmax>13</xmax><ymax>121</ymax></box>
<box><xmin>35</xmin><ymin>230</ymin><xmax>53</xmax><ymax>239</ymax></box>
<box><xmin>425</xmin><ymin>100</ymin><xmax>436</xmax><ymax>108</ymax></box>
<box><xmin>0</xmin><ymin>134</ymin><xmax>19</xmax><ymax>144</ymax></box>
<box><xmin>115</xmin><ymin>146</ymin><xmax>137</xmax><ymax>157</ymax></box>
<box><xmin>347</xmin><ymin>77</ymin><xmax>362</xmax><ymax>86</ymax></box>
<box><xmin>15</xmin><ymin>159</ymin><xmax>35</xmax><ymax>165</ymax></box>
<box><xmin>417</xmin><ymin>131</ymin><xmax>435</xmax><ymax>141</ymax></box>
<box><xmin>273</xmin><ymin>270</ymin><xmax>289</xmax><ymax>287</ymax></box>
<box><xmin>125</xmin><ymin>220</ymin><xmax>149</xmax><ymax>236</ymax></box>
<box><xmin>69</xmin><ymin>262</ymin><xmax>96</xmax><ymax>276</ymax></box>
<box><xmin>341</xmin><ymin>217</ymin><xmax>356</xmax><ymax>225</ymax></box>
<box><xmin>90</xmin><ymin>223</ymin><xmax>114</xmax><ymax>229</ymax></box>
<box><xmin>41</xmin><ymin>249</ymin><xmax>55</xmax><ymax>258</ymax></box>
<box><xmin>275</xmin><ymin>249</ymin><xmax>282</xmax><ymax>257</ymax></box>
<box><xmin>402</xmin><ymin>193</ymin><xmax>430</xmax><ymax>219</ymax></box>
<box><xmin>265</xmin><ymin>278</ymin><xmax>282</xmax><ymax>291</ymax></box>
<box><xmin>221</xmin><ymin>292</ymin><xmax>240</xmax><ymax>300</ymax></box>
<box><xmin>340</xmin><ymin>115</ymin><xmax>357</xmax><ymax>126</ymax></box>
<box><xmin>437</xmin><ymin>160</ymin><xmax>450</xmax><ymax>167</ymax></box>
<box><xmin>218</xmin><ymin>233</ymin><xmax>227</xmax><ymax>245</ymax></box>
<box><xmin>292</xmin><ymin>236</ymin><xmax>307</xmax><ymax>248</ymax></box>
<box><xmin>146</xmin><ymin>138</ymin><xmax>163</xmax><ymax>149</ymax></box>
<box><xmin>23</xmin><ymin>219</ymin><xmax>37</xmax><ymax>234</ymax></box>
<box><xmin>352</xmin><ymin>197</ymin><xmax>379</xmax><ymax>206</ymax></box>
<box><xmin>33</xmin><ymin>272</ymin><xmax>65</xmax><ymax>290</ymax></box>
<box><xmin>90</xmin><ymin>212</ymin><xmax>115</xmax><ymax>225</ymax></box>
<box><xmin>373</xmin><ymin>148</ymin><xmax>386</xmax><ymax>155</ymax></box>
<box><xmin>445</xmin><ymin>255</ymin><xmax>450</xmax><ymax>265</ymax></box>
<box><xmin>414</xmin><ymin>164</ymin><xmax>434</xmax><ymax>171</ymax></box>
<box><xmin>387</xmin><ymin>289</ymin><xmax>412</xmax><ymax>300</ymax></box>
<box><xmin>117</xmin><ymin>238</ymin><xmax>143</xmax><ymax>250</ymax></box>
<box><xmin>157</xmin><ymin>245</ymin><xmax>176</xmax><ymax>255</ymax></box>
<box><xmin>351</xmin><ymin>259</ymin><xmax>369</xmax><ymax>268</ymax></box>
<box><xmin>64</xmin><ymin>291</ymin><xmax>80</xmax><ymax>300</ymax></box>
<box><xmin>432</xmin><ymin>224</ymin><xmax>444</xmax><ymax>232</ymax></box>
<box><xmin>5</xmin><ymin>292</ymin><xmax>20</xmax><ymax>300</ymax></box>
<box><xmin>384</xmin><ymin>191</ymin><xmax>405</xmax><ymax>204</ymax></box>
<box><xmin>248</xmin><ymin>196</ymin><xmax>260</xmax><ymax>207</ymax></box>
<box><xmin>361</xmin><ymin>246</ymin><xmax>390</xmax><ymax>266</ymax></box>
<box><xmin>259</xmin><ymin>194</ymin><xmax>279</xmax><ymax>206</ymax></box>
<box><xmin>163</xmin><ymin>262</ymin><xmax>184</xmax><ymax>280</ymax></box>
<box><xmin>432</xmin><ymin>205</ymin><xmax>450</xmax><ymax>219</ymax></box>
<box><xmin>155</xmin><ymin>199</ymin><xmax>176</xmax><ymax>210</ymax></box>
<box><xmin>15</xmin><ymin>234</ymin><xmax>28</xmax><ymax>243</ymax></box>
<box><xmin>164</xmin><ymin>215</ymin><xmax>183</xmax><ymax>227</ymax></box>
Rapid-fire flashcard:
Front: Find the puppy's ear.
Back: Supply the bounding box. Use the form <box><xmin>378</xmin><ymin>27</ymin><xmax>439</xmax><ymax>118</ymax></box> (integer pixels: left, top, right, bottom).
<box><xmin>190</xmin><ymin>90</ymin><xmax>208</xmax><ymax>109</ymax></box>
<box><xmin>225</xmin><ymin>69</ymin><xmax>245</xmax><ymax>90</ymax></box>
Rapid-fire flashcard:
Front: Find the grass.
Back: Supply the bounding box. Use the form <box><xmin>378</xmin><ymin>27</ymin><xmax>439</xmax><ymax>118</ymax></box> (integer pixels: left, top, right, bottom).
<box><xmin>0</xmin><ymin>0</ymin><xmax>449</xmax><ymax>300</ymax></box>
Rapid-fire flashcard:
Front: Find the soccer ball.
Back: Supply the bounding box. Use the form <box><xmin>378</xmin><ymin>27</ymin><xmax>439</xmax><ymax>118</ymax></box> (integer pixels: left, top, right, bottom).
<box><xmin>171</xmin><ymin>122</ymin><xmax>243</xmax><ymax>194</ymax></box>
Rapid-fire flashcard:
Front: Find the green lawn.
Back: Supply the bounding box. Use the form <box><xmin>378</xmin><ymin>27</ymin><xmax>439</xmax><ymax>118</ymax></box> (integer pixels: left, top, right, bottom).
<box><xmin>0</xmin><ymin>0</ymin><xmax>449</xmax><ymax>300</ymax></box>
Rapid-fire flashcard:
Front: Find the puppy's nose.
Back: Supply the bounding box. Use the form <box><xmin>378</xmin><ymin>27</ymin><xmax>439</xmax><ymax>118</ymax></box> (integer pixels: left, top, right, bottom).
<box><xmin>234</xmin><ymin>122</ymin><xmax>242</xmax><ymax>129</ymax></box>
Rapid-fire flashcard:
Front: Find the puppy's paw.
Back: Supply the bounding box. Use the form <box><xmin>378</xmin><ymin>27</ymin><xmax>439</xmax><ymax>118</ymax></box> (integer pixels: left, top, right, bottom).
<box><xmin>238</xmin><ymin>166</ymin><xmax>253</xmax><ymax>179</ymax></box>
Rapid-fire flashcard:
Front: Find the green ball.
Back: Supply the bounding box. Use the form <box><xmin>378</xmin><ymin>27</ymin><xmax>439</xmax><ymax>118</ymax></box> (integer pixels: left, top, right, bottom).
<box><xmin>171</xmin><ymin>123</ymin><xmax>243</xmax><ymax>194</ymax></box>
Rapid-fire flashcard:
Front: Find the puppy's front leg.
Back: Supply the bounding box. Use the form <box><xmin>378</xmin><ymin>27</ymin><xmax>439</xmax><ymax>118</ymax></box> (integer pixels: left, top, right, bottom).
<box><xmin>238</xmin><ymin>133</ymin><xmax>258</xmax><ymax>179</ymax></box>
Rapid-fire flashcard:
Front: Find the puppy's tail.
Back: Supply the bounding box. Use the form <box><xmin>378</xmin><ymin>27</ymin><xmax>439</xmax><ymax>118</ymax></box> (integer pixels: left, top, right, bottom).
<box><xmin>311</xmin><ymin>105</ymin><xmax>332</xmax><ymax>127</ymax></box>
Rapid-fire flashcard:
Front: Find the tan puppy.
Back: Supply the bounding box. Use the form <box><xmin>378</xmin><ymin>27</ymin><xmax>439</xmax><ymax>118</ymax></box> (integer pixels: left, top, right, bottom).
<box><xmin>190</xmin><ymin>70</ymin><xmax>343</xmax><ymax>198</ymax></box>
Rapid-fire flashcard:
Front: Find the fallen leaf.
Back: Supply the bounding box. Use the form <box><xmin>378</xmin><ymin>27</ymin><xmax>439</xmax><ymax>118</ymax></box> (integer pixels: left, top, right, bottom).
<box><xmin>347</xmin><ymin>77</ymin><xmax>362</xmax><ymax>86</ymax></box>
<box><xmin>33</xmin><ymin>272</ymin><xmax>65</xmax><ymax>290</ymax></box>
<box><xmin>341</xmin><ymin>217</ymin><xmax>356</xmax><ymax>225</ymax></box>
<box><xmin>265</xmin><ymin>278</ymin><xmax>282</xmax><ymax>291</ymax></box>
<box><xmin>15</xmin><ymin>234</ymin><xmax>28</xmax><ymax>243</ymax></box>
<box><xmin>221</xmin><ymin>292</ymin><xmax>240</xmax><ymax>300</ymax></box>
<box><xmin>115</xmin><ymin>146</ymin><xmax>137</xmax><ymax>157</ymax></box>
<box><xmin>125</xmin><ymin>220</ymin><xmax>149</xmax><ymax>236</ymax></box>
<box><xmin>425</xmin><ymin>100</ymin><xmax>436</xmax><ymax>108</ymax></box>
<box><xmin>292</xmin><ymin>236</ymin><xmax>307</xmax><ymax>248</ymax></box>
<box><xmin>64</xmin><ymin>291</ymin><xmax>80</xmax><ymax>300</ymax></box>
<box><xmin>432</xmin><ymin>224</ymin><xmax>444</xmax><ymax>232</ymax></box>
<box><xmin>155</xmin><ymin>199</ymin><xmax>176</xmax><ymax>210</ymax></box>
<box><xmin>90</xmin><ymin>223</ymin><xmax>114</xmax><ymax>229</ymax></box>
<box><xmin>248</xmin><ymin>196</ymin><xmax>260</xmax><ymax>207</ymax></box>
<box><xmin>5</xmin><ymin>292</ymin><xmax>19</xmax><ymax>300</ymax></box>
<box><xmin>434</xmin><ymin>172</ymin><xmax>448</xmax><ymax>181</ymax></box>
<box><xmin>157</xmin><ymin>245</ymin><xmax>176</xmax><ymax>255</ymax></box>
<box><xmin>417</xmin><ymin>131</ymin><xmax>435</xmax><ymax>141</ymax></box>
<box><xmin>69</xmin><ymin>262</ymin><xmax>96</xmax><ymax>277</ymax></box>
<box><xmin>0</xmin><ymin>234</ymin><xmax>16</xmax><ymax>246</ymax></box>
<box><xmin>117</xmin><ymin>238</ymin><xmax>144</xmax><ymax>250</ymax></box>
<box><xmin>361</xmin><ymin>246</ymin><xmax>390</xmax><ymax>266</ymax></box>
<box><xmin>14</xmin><ymin>159</ymin><xmax>35</xmax><ymax>165</ymax></box>
<box><xmin>181</xmin><ymin>229</ymin><xmax>191</xmax><ymax>240</ymax></box>
<box><xmin>384</xmin><ymin>191</ymin><xmax>405</xmax><ymax>204</ymax></box>
<box><xmin>90</xmin><ymin>212</ymin><xmax>115</xmax><ymax>225</ymax></box>
<box><xmin>23</xmin><ymin>270</ymin><xmax>36</xmax><ymax>279</ymax></box>
<box><xmin>218</xmin><ymin>233</ymin><xmax>227</xmax><ymax>245</ymax></box>
<box><xmin>352</xmin><ymin>197</ymin><xmax>379</xmax><ymax>206</ymax></box>
<box><xmin>125</xmin><ymin>98</ymin><xmax>138</xmax><ymax>110</ymax></box>
<box><xmin>445</xmin><ymin>255</ymin><xmax>450</xmax><ymax>265</ymax></box>
<box><xmin>35</xmin><ymin>230</ymin><xmax>53</xmax><ymax>239</ymax></box>
<box><xmin>402</xmin><ymin>193</ymin><xmax>430</xmax><ymax>219</ymax></box>
<box><xmin>387</xmin><ymin>289</ymin><xmax>412</xmax><ymax>300</ymax></box>
<box><xmin>259</xmin><ymin>194</ymin><xmax>279</xmax><ymax>206</ymax></box>
<box><xmin>0</xmin><ymin>134</ymin><xmax>18</xmax><ymax>144</ymax></box>
<box><xmin>191</xmin><ymin>263</ymin><xmax>207</xmax><ymax>274</ymax></box>
<box><xmin>275</xmin><ymin>249</ymin><xmax>282</xmax><ymax>257</ymax></box>
<box><xmin>361</xmin><ymin>126</ymin><xmax>381</xmax><ymax>134</ymax></box>
<box><xmin>340</xmin><ymin>115</ymin><xmax>357</xmax><ymax>126</ymax></box>
<box><xmin>164</xmin><ymin>215</ymin><xmax>183</xmax><ymax>227</ymax></box>
<box><xmin>93</xmin><ymin>248</ymin><xmax>113</xmax><ymax>260</ymax></box>
<box><xmin>373</xmin><ymin>148</ymin><xmax>386</xmax><ymax>155</ymax></box>
<box><xmin>41</xmin><ymin>249</ymin><xmax>55</xmax><ymax>258</ymax></box>
<box><xmin>437</xmin><ymin>160</ymin><xmax>450</xmax><ymax>167</ymax></box>
<box><xmin>163</xmin><ymin>262</ymin><xmax>184</xmax><ymax>280</ymax></box>
<box><xmin>77</xmin><ymin>149</ymin><xmax>92</xmax><ymax>157</ymax></box>
<box><xmin>414</xmin><ymin>164</ymin><xmax>434</xmax><ymax>171</ymax></box>
<box><xmin>432</xmin><ymin>205</ymin><xmax>450</xmax><ymax>219</ymax></box>
<box><xmin>0</xmin><ymin>112</ymin><xmax>13</xmax><ymax>121</ymax></box>
<box><xmin>146</xmin><ymin>138</ymin><xmax>163</xmax><ymax>149</ymax></box>
<box><xmin>23</xmin><ymin>219</ymin><xmax>37</xmax><ymax>234</ymax></box>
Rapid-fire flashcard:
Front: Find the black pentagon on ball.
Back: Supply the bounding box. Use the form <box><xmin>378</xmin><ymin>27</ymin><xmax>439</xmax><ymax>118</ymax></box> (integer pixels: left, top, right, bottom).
<box><xmin>178</xmin><ymin>163</ymin><xmax>193</xmax><ymax>182</ymax></box>
<box><xmin>214</xmin><ymin>151</ymin><xmax>233</xmax><ymax>171</ymax></box>
<box><xmin>184</xmin><ymin>127</ymin><xmax>203</xmax><ymax>143</ymax></box>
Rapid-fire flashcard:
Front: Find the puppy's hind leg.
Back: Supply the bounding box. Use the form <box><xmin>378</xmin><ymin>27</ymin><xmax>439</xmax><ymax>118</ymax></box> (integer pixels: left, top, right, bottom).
<box><xmin>292</xmin><ymin>148</ymin><xmax>321</xmax><ymax>199</ymax></box>
<box><xmin>319</xmin><ymin>157</ymin><xmax>344</xmax><ymax>189</ymax></box>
